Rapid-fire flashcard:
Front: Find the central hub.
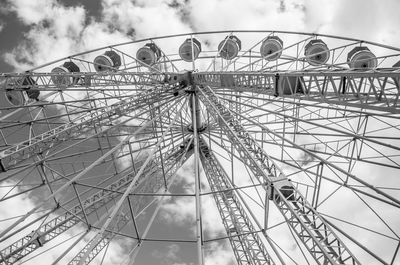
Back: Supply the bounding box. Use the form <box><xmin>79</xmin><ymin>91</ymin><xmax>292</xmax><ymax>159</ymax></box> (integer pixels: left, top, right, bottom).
<box><xmin>166</xmin><ymin>71</ymin><xmax>195</xmax><ymax>90</ymax></box>
<box><xmin>166</xmin><ymin>71</ymin><xmax>207</xmax><ymax>133</ymax></box>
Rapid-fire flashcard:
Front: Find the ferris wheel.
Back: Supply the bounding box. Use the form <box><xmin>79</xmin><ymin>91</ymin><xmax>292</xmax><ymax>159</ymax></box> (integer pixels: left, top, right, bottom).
<box><xmin>0</xmin><ymin>30</ymin><xmax>400</xmax><ymax>265</ymax></box>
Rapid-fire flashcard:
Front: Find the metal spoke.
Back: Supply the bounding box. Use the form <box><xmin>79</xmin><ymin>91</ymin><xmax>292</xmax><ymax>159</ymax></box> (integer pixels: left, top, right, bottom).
<box><xmin>1</xmin><ymin>30</ymin><xmax>400</xmax><ymax>265</ymax></box>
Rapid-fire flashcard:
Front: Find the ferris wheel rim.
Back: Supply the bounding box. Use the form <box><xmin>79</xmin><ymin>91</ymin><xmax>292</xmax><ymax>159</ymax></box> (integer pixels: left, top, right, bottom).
<box><xmin>22</xmin><ymin>29</ymin><xmax>400</xmax><ymax>73</ymax></box>
<box><xmin>0</xmin><ymin>30</ymin><xmax>399</xmax><ymax>265</ymax></box>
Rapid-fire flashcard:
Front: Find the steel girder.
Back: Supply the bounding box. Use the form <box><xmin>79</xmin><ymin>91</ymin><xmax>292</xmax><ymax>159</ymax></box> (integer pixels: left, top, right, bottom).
<box><xmin>0</xmin><ymin>72</ymin><xmax>166</xmax><ymax>91</ymax></box>
<box><xmin>0</xmin><ymin>139</ymin><xmax>187</xmax><ymax>264</ymax></box>
<box><xmin>194</xmin><ymin>71</ymin><xmax>400</xmax><ymax>114</ymax></box>
<box><xmin>0</xmin><ymin>85</ymin><xmax>177</xmax><ymax>171</ymax></box>
<box><xmin>198</xmin><ymin>85</ymin><xmax>360</xmax><ymax>265</ymax></box>
<box><xmin>199</xmin><ymin>137</ymin><xmax>276</xmax><ymax>265</ymax></box>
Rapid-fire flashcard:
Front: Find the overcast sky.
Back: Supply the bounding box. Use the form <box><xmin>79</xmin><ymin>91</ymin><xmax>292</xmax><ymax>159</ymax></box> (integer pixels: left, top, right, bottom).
<box><xmin>1</xmin><ymin>0</ymin><xmax>400</xmax><ymax>265</ymax></box>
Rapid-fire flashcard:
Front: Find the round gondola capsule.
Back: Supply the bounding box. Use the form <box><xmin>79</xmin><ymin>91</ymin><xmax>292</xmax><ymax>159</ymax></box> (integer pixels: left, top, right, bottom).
<box><xmin>94</xmin><ymin>50</ymin><xmax>122</xmax><ymax>72</ymax></box>
<box><xmin>63</xmin><ymin>61</ymin><xmax>80</xmax><ymax>72</ymax></box>
<box><xmin>179</xmin><ymin>38</ymin><xmax>201</xmax><ymax>62</ymax></box>
<box><xmin>260</xmin><ymin>36</ymin><xmax>283</xmax><ymax>61</ymax></box>
<box><xmin>5</xmin><ymin>90</ymin><xmax>25</xmax><ymax>106</ymax></box>
<box><xmin>51</xmin><ymin>61</ymin><xmax>80</xmax><ymax>86</ymax></box>
<box><xmin>136</xmin><ymin>43</ymin><xmax>162</xmax><ymax>65</ymax></box>
<box><xmin>218</xmin><ymin>35</ymin><xmax>241</xmax><ymax>60</ymax></box>
<box><xmin>304</xmin><ymin>39</ymin><xmax>330</xmax><ymax>66</ymax></box>
<box><xmin>3</xmin><ymin>75</ymin><xmax>38</xmax><ymax>106</ymax></box>
<box><xmin>347</xmin><ymin>46</ymin><xmax>377</xmax><ymax>69</ymax></box>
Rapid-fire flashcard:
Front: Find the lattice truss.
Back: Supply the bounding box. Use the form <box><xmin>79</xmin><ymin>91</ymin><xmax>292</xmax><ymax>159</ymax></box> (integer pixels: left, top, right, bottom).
<box><xmin>0</xmin><ymin>31</ymin><xmax>400</xmax><ymax>265</ymax></box>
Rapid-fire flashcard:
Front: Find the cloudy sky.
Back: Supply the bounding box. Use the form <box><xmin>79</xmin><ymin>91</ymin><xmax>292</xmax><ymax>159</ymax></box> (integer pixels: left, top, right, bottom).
<box><xmin>1</xmin><ymin>0</ymin><xmax>400</xmax><ymax>73</ymax></box>
<box><xmin>1</xmin><ymin>0</ymin><xmax>400</xmax><ymax>265</ymax></box>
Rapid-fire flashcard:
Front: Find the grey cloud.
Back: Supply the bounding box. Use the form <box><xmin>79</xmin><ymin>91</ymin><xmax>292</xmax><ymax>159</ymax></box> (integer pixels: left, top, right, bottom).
<box><xmin>152</xmin><ymin>244</ymin><xmax>183</xmax><ymax>265</ymax></box>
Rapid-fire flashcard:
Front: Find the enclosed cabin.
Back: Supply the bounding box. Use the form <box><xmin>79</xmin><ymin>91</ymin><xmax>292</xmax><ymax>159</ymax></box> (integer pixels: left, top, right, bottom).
<box><xmin>5</xmin><ymin>86</ymin><xmax>25</xmax><ymax>106</ymax></box>
<box><xmin>270</xmin><ymin>184</ymin><xmax>295</xmax><ymax>203</ymax></box>
<box><xmin>267</xmin><ymin>174</ymin><xmax>295</xmax><ymax>203</ymax></box>
<box><xmin>93</xmin><ymin>50</ymin><xmax>122</xmax><ymax>72</ymax></box>
<box><xmin>304</xmin><ymin>39</ymin><xmax>330</xmax><ymax>66</ymax></box>
<box><xmin>179</xmin><ymin>38</ymin><xmax>202</xmax><ymax>62</ymax></box>
<box><xmin>228</xmin><ymin>227</ymin><xmax>237</xmax><ymax>235</ymax></box>
<box><xmin>199</xmin><ymin>140</ymin><xmax>211</xmax><ymax>157</ymax></box>
<box><xmin>4</xmin><ymin>75</ymin><xmax>40</xmax><ymax>106</ymax></box>
<box><xmin>136</xmin><ymin>43</ymin><xmax>162</xmax><ymax>66</ymax></box>
<box><xmin>180</xmin><ymin>137</ymin><xmax>194</xmax><ymax>151</ymax></box>
<box><xmin>223</xmin><ymin>189</ymin><xmax>234</xmax><ymax>200</ymax></box>
<box><xmin>347</xmin><ymin>46</ymin><xmax>377</xmax><ymax>69</ymax></box>
<box><xmin>218</xmin><ymin>35</ymin><xmax>241</xmax><ymax>60</ymax></box>
<box><xmin>51</xmin><ymin>61</ymin><xmax>80</xmax><ymax>86</ymax></box>
<box><xmin>260</xmin><ymin>36</ymin><xmax>283</xmax><ymax>61</ymax></box>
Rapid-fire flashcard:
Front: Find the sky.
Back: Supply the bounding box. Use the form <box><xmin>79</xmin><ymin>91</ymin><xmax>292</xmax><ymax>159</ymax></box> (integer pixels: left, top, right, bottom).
<box><xmin>1</xmin><ymin>0</ymin><xmax>400</xmax><ymax>73</ymax></box>
<box><xmin>1</xmin><ymin>0</ymin><xmax>400</xmax><ymax>265</ymax></box>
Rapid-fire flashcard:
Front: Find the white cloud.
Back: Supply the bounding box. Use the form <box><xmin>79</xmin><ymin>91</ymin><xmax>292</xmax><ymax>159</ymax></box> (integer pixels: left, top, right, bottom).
<box><xmin>152</xmin><ymin>244</ymin><xmax>184</xmax><ymax>265</ymax></box>
<box><xmin>160</xmin><ymin>196</ymin><xmax>196</xmax><ymax>226</ymax></box>
<box><xmin>3</xmin><ymin>0</ymin><xmax>131</xmax><ymax>71</ymax></box>
<box><xmin>3</xmin><ymin>0</ymin><xmax>85</xmax><ymax>70</ymax></box>
<box><xmin>3</xmin><ymin>0</ymin><xmax>400</xmax><ymax>72</ymax></box>
<box><xmin>205</xmin><ymin>241</ymin><xmax>235</xmax><ymax>265</ymax></box>
<box><xmin>101</xmin><ymin>0</ymin><xmax>192</xmax><ymax>39</ymax></box>
<box><xmin>6</xmin><ymin>0</ymin><xmax>54</xmax><ymax>25</ymax></box>
<box><xmin>188</xmin><ymin>0</ymin><xmax>305</xmax><ymax>32</ymax></box>
<box><xmin>304</xmin><ymin>0</ymin><xmax>400</xmax><ymax>46</ymax></box>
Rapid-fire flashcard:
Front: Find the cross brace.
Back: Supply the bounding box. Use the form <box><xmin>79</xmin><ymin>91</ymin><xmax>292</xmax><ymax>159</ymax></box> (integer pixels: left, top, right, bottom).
<box><xmin>199</xmin><ymin>137</ymin><xmax>276</xmax><ymax>265</ymax></box>
<box><xmin>0</xmin><ymin>140</ymin><xmax>185</xmax><ymax>265</ymax></box>
<box><xmin>0</xmin><ymin>86</ymin><xmax>174</xmax><ymax>171</ymax></box>
<box><xmin>194</xmin><ymin>71</ymin><xmax>400</xmax><ymax>113</ymax></box>
<box><xmin>198</xmin><ymin>85</ymin><xmax>360</xmax><ymax>265</ymax></box>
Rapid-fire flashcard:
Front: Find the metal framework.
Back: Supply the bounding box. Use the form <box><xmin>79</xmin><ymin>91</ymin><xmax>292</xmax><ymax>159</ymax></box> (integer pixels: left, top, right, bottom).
<box><xmin>1</xmin><ymin>30</ymin><xmax>400</xmax><ymax>265</ymax></box>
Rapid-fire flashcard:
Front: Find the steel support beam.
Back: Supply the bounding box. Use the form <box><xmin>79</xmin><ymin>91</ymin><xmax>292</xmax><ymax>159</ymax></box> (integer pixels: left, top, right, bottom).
<box><xmin>198</xmin><ymin>85</ymin><xmax>360</xmax><ymax>265</ymax></box>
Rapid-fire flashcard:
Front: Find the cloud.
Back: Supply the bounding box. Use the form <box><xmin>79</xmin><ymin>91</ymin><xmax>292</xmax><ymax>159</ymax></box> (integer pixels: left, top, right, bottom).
<box><xmin>3</xmin><ymin>0</ymin><xmax>85</xmax><ymax>70</ymax></box>
<box><xmin>304</xmin><ymin>0</ymin><xmax>400</xmax><ymax>46</ymax></box>
<box><xmin>204</xmin><ymin>241</ymin><xmax>235</xmax><ymax>265</ymax></box>
<box><xmin>187</xmin><ymin>0</ymin><xmax>306</xmax><ymax>32</ymax></box>
<box><xmin>152</xmin><ymin>244</ymin><xmax>183</xmax><ymax>265</ymax></box>
<box><xmin>3</xmin><ymin>0</ymin><xmax>131</xmax><ymax>71</ymax></box>
<box><xmin>3</xmin><ymin>0</ymin><xmax>400</xmax><ymax>72</ymax></box>
<box><xmin>101</xmin><ymin>0</ymin><xmax>192</xmax><ymax>39</ymax></box>
<box><xmin>0</xmin><ymin>0</ymin><xmax>304</xmax><ymax>71</ymax></box>
<box><xmin>5</xmin><ymin>0</ymin><xmax>54</xmax><ymax>25</ymax></box>
<box><xmin>160</xmin><ymin>196</ymin><xmax>196</xmax><ymax>227</ymax></box>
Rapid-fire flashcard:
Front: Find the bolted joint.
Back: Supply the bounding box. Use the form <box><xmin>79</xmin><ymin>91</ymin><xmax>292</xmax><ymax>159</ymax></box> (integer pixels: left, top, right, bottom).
<box><xmin>26</xmin><ymin>230</ymin><xmax>46</xmax><ymax>248</ymax></box>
